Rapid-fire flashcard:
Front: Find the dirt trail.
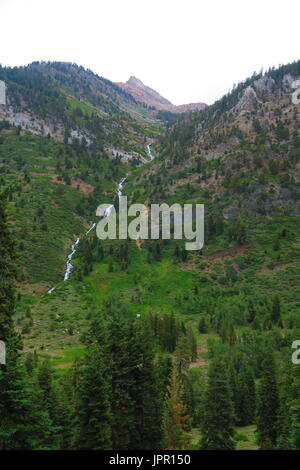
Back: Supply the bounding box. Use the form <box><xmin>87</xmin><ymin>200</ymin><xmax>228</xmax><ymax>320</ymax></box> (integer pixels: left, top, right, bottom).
<box><xmin>181</xmin><ymin>243</ymin><xmax>251</xmax><ymax>271</ymax></box>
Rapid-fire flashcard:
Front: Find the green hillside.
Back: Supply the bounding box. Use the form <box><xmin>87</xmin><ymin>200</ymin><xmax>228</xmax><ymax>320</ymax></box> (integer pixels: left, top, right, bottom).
<box><xmin>1</xmin><ymin>60</ymin><xmax>300</xmax><ymax>451</ymax></box>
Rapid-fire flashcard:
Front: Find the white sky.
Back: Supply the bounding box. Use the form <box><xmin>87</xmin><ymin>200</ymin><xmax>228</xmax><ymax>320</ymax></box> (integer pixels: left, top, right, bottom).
<box><xmin>0</xmin><ymin>0</ymin><xmax>299</xmax><ymax>105</ymax></box>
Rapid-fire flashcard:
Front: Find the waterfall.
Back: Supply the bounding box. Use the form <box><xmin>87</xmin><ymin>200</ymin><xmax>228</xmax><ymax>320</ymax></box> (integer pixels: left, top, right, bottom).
<box><xmin>48</xmin><ymin>142</ymin><xmax>155</xmax><ymax>294</ymax></box>
<box><xmin>63</xmin><ymin>238</ymin><xmax>80</xmax><ymax>281</ymax></box>
<box><xmin>146</xmin><ymin>143</ymin><xmax>155</xmax><ymax>161</ymax></box>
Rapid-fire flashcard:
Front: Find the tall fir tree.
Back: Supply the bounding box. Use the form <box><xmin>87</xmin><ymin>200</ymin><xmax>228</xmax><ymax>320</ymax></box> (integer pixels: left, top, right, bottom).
<box><xmin>0</xmin><ymin>191</ymin><xmax>57</xmax><ymax>449</ymax></box>
<box><xmin>56</xmin><ymin>370</ymin><xmax>76</xmax><ymax>450</ymax></box>
<box><xmin>128</xmin><ymin>320</ymin><xmax>164</xmax><ymax>449</ymax></box>
<box><xmin>288</xmin><ymin>359</ymin><xmax>300</xmax><ymax>449</ymax></box>
<box><xmin>75</xmin><ymin>342</ymin><xmax>112</xmax><ymax>450</ymax></box>
<box><xmin>0</xmin><ymin>190</ymin><xmax>17</xmax><ymax>340</ymax></box>
<box><xmin>163</xmin><ymin>364</ymin><xmax>189</xmax><ymax>450</ymax></box>
<box><xmin>276</xmin><ymin>353</ymin><xmax>293</xmax><ymax>449</ymax></box>
<box><xmin>235</xmin><ymin>366</ymin><xmax>256</xmax><ymax>426</ymax></box>
<box><xmin>256</xmin><ymin>353</ymin><xmax>279</xmax><ymax>449</ymax></box>
<box><xmin>37</xmin><ymin>359</ymin><xmax>59</xmax><ymax>423</ymax></box>
<box><xmin>108</xmin><ymin>308</ymin><xmax>137</xmax><ymax>450</ymax></box>
<box><xmin>229</xmin><ymin>352</ymin><xmax>256</xmax><ymax>426</ymax></box>
<box><xmin>199</xmin><ymin>356</ymin><xmax>235</xmax><ymax>450</ymax></box>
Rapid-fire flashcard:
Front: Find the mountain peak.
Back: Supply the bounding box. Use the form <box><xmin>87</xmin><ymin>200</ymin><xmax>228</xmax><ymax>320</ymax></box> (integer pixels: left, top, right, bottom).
<box><xmin>127</xmin><ymin>76</ymin><xmax>144</xmax><ymax>87</ymax></box>
<box><xmin>116</xmin><ymin>77</ymin><xmax>207</xmax><ymax>113</ymax></box>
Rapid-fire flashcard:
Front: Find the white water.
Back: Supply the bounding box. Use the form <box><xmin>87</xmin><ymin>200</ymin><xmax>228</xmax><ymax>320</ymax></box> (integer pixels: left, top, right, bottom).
<box><xmin>117</xmin><ymin>177</ymin><xmax>126</xmax><ymax>198</ymax></box>
<box><xmin>146</xmin><ymin>143</ymin><xmax>155</xmax><ymax>161</ymax></box>
<box><xmin>102</xmin><ymin>178</ymin><xmax>126</xmax><ymax>219</ymax></box>
<box><xmin>85</xmin><ymin>222</ymin><xmax>96</xmax><ymax>235</ymax></box>
<box><xmin>47</xmin><ymin>223</ymin><xmax>97</xmax><ymax>293</ymax></box>
<box><xmin>48</xmin><ymin>143</ymin><xmax>155</xmax><ymax>294</ymax></box>
<box><xmin>63</xmin><ymin>238</ymin><xmax>80</xmax><ymax>281</ymax></box>
<box><xmin>104</xmin><ymin>205</ymin><xmax>114</xmax><ymax>217</ymax></box>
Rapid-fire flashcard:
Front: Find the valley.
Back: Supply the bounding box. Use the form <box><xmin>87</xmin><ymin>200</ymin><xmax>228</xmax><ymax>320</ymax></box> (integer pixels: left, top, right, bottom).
<box><xmin>0</xmin><ymin>59</ymin><xmax>300</xmax><ymax>451</ymax></box>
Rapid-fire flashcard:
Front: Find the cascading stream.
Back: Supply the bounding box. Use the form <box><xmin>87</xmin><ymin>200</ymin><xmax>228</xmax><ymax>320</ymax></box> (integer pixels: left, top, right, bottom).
<box><xmin>47</xmin><ymin>223</ymin><xmax>96</xmax><ymax>293</ymax></box>
<box><xmin>48</xmin><ymin>142</ymin><xmax>154</xmax><ymax>294</ymax></box>
<box><xmin>146</xmin><ymin>143</ymin><xmax>155</xmax><ymax>160</ymax></box>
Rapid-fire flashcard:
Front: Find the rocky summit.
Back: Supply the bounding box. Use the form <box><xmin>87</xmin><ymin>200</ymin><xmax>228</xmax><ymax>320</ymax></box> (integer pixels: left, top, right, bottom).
<box><xmin>116</xmin><ymin>75</ymin><xmax>207</xmax><ymax>113</ymax></box>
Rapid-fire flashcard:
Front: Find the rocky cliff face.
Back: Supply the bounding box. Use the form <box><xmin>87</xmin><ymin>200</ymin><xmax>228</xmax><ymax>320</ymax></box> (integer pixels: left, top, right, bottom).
<box><xmin>129</xmin><ymin>61</ymin><xmax>300</xmax><ymax>218</ymax></box>
<box><xmin>126</xmin><ymin>76</ymin><xmax>173</xmax><ymax>108</ymax></box>
<box><xmin>116</xmin><ymin>76</ymin><xmax>207</xmax><ymax>113</ymax></box>
<box><xmin>0</xmin><ymin>62</ymin><xmax>157</xmax><ymax>158</ymax></box>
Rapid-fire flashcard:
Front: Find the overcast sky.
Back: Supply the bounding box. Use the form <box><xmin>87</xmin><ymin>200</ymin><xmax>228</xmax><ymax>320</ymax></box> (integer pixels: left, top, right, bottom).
<box><xmin>1</xmin><ymin>0</ymin><xmax>299</xmax><ymax>105</ymax></box>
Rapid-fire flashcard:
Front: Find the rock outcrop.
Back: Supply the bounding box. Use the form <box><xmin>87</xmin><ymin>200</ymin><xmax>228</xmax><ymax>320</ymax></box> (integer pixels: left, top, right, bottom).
<box><xmin>116</xmin><ymin>76</ymin><xmax>207</xmax><ymax>113</ymax></box>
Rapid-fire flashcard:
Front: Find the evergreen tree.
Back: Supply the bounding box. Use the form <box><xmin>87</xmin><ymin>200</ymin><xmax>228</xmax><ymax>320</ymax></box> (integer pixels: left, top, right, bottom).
<box><xmin>0</xmin><ymin>337</ymin><xmax>58</xmax><ymax>449</ymax></box>
<box><xmin>198</xmin><ymin>316</ymin><xmax>208</xmax><ymax>334</ymax></box>
<box><xmin>271</xmin><ymin>296</ymin><xmax>281</xmax><ymax>325</ymax></box>
<box><xmin>276</xmin><ymin>355</ymin><xmax>294</xmax><ymax>449</ymax></box>
<box><xmin>256</xmin><ymin>353</ymin><xmax>279</xmax><ymax>449</ymax></box>
<box><xmin>199</xmin><ymin>357</ymin><xmax>235</xmax><ymax>450</ymax></box>
<box><xmin>0</xmin><ymin>192</ymin><xmax>57</xmax><ymax>449</ymax></box>
<box><xmin>227</xmin><ymin>349</ymin><xmax>256</xmax><ymax>426</ymax></box>
<box><xmin>0</xmin><ymin>191</ymin><xmax>16</xmax><ymax>340</ymax></box>
<box><xmin>24</xmin><ymin>352</ymin><xmax>36</xmax><ymax>376</ymax></box>
<box><xmin>163</xmin><ymin>364</ymin><xmax>189</xmax><ymax>450</ymax></box>
<box><xmin>174</xmin><ymin>335</ymin><xmax>192</xmax><ymax>374</ymax></box>
<box><xmin>287</xmin><ymin>360</ymin><xmax>300</xmax><ymax>449</ymax></box>
<box><xmin>128</xmin><ymin>321</ymin><xmax>164</xmax><ymax>449</ymax></box>
<box><xmin>76</xmin><ymin>343</ymin><xmax>112</xmax><ymax>450</ymax></box>
<box><xmin>56</xmin><ymin>371</ymin><xmax>76</xmax><ymax>450</ymax></box>
<box><xmin>106</xmin><ymin>307</ymin><xmax>136</xmax><ymax>450</ymax></box>
<box><xmin>183</xmin><ymin>368</ymin><xmax>205</xmax><ymax>428</ymax></box>
<box><xmin>37</xmin><ymin>359</ymin><xmax>58</xmax><ymax>422</ymax></box>
<box><xmin>235</xmin><ymin>366</ymin><xmax>256</xmax><ymax>426</ymax></box>
<box><xmin>247</xmin><ymin>300</ymin><xmax>256</xmax><ymax>324</ymax></box>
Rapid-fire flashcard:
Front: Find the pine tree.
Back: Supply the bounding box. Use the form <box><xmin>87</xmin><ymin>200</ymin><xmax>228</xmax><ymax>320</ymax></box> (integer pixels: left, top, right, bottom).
<box><xmin>247</xmin><ymin>300</ymin><xmax>256</xmax><ymax>324</ymax></box>
<box><xmin>90</xmin><ymin>304</ymin><xmax>166</xmax><ymax>450</ymax></box>
<box><xmin>37</xmin><ymin>359</ymin><xmax>58</xmax><ymax>422</ymax></box>
<box><xmin>287</xmin><ymin>359</ymin><xmax>300</xmax><ymax>449</ymax></box>
<box><xmin>24</xmin><ymin>352</ymin><xmax>35</xmax><ymax>375</ymax></box>
<box><xmin>183</xmin><ymin>368</ymin><xmax>205</xmax><ymax>428</ymax></box>
<box><xmin>199</xmin><ymin>357</ymin><xmax>235</xmax><ymax>450</ymax></box>
<box><xmin>174</xmin><ymin>335</ymin><xmax>192</xmax><ymax>374</ymax></box>
<box><xmin>186</xmin><ymin>327</ymin><xmax>197</xmax><ymax>362</ymax></box>
<box><xmin>107</xmin><ymin>307</ymin><xmax>136</xmax><ymax>450</ymax></box>
<box><xmin>271</xmin><ymin>296</ymin><xmax>281</xmax><ymax>325</ymax></box>
<box><xmin>76</xmin><ymin>343</ymin><xmax>112</xmax><ymax>450</ymax></box>
<box><xmin>0</xmin><ymin>192</ymin><xmax>57</xmax><ymax>450</ymax></box>
<box><xmin>128</xmin><ymin>321</ymin><xmax>164</xmax><ymax>449</ymax></box>
<box><xmin>276</xmin><ymin>355</ymin><xmax>294</xmax><ymax>449</ymax></box>
<box><xmin>0</xmin><ymin>191</ymin><xmax>17</xmax><ymax>340</ymax></box>
<box><xmin>56</xmin><ymin>370</ymin><xmax>76</xmax><ymax>450</ymax></box>
<box><xmin>232</xmin><ymin>217</ymin><xmax>247</xmax><ymax>245</ymax></box>
<box><xmin>256</xmin><ymin>353</ymin><xmax>279</xmax><ymax>449</ymax></box>
<box><xmin>198</xmin><ymin>316</ymin><xmax>208</xmax><ymax>333</ymax></box>
<box><xmin>235</xmin><ymin>366</ymin><xmax>256</xmax><ymax>426</ymax></box>
<box><xmin>0</xmin><ymin>336</ymin><xmax>59</xmax><ymax>449</ymax></box>
<box><xmin>163</xmin><ymin>364</ymin><xmax>189</xmax><ymax>450</ymax></box>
